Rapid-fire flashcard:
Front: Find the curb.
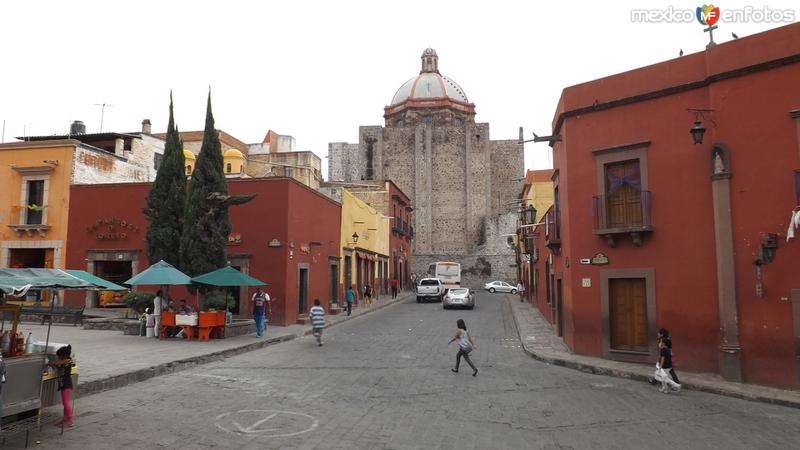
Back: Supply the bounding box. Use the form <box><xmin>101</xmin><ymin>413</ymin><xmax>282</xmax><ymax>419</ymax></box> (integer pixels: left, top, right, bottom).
<box><xmin>76</xmin><ymin>292</ymin><xmax>412</xmax><ymax>398</ymax></box>
<box><xmin>507</xmin><ymin>297</ymin><xmax>800</xmax><ymax>409</ymax></box>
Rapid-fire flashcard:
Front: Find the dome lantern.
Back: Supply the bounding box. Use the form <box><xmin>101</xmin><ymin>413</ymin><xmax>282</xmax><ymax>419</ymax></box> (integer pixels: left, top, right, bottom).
<box><xmin>421</xmin><ymin>48</ymin><xmax>439</xmax><ymax>74</ymax></box>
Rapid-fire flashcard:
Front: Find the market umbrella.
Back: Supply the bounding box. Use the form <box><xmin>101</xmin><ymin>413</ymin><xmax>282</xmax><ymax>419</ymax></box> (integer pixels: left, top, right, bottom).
<box><xmin>65</xmin><ymin>270</ymin><xmax>128</xmax><ymax>291</ymax></box>
<box><xmin>124</xmin><ymin>260</ymin><xmax>191</xmax><ymax>286</ymax></box>
<box><xmin>0</xmin><ymin>268</ymin><xmax>96</xmax><ymax>295</ymax></box>
<box><xmin>190</xmin><ymin>266</ymin><xmax>268</xmax><ymax>287</ymax></box>
<box><xmin>191</xmin><ymin>266</ymin><xmax>268</xmax><ymax>315</ymax></box>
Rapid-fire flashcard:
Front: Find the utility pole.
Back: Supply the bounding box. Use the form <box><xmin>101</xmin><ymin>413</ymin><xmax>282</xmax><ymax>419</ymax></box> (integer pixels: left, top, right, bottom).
<box><xmin>94</xmin><ymin>103</ymin><xmax>114</xmax><ymax>132</ymax></box>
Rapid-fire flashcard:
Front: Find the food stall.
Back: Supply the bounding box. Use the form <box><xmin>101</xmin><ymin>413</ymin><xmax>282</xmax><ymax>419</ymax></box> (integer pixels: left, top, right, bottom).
<box><xmin>0</xmin><ymin>268</ymin><xmax>118</xmax><ymax>425</ymax></box>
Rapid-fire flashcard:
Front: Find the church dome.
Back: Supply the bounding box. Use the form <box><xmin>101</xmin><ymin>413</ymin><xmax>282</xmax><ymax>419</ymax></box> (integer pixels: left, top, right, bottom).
<box><xmin>390</xmin><ymin>73</ymin><xmax>469</xmax><ymax>105</ymax></box>
<box><xmin>223</xmin><ymin>148</ymin><xmax>244</xmax><ymax>159</ymax></box>
<box><xmin>183</xmin><ymin>149</ymin><xmax>196</xmax><ymax>161</ymax></box>
<box><xmin>385</xmin><ymin>48</ymin><xmax>475</xmax><ymax>121</ymax></box>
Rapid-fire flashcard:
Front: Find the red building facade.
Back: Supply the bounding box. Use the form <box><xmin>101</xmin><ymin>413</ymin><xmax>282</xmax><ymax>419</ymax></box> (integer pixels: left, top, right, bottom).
<box><xmin>65</xmin><ymin>178</ymin><xmax>342</xmax><ymax>326</ymax></box>
<box><xmin>388</xmin><ymin>181</ymin><xmax>414</xmax><ymax>291</ymax></box>
<box><xmin>530</xmin><ymin>23</ymin><xmax>800</xmax><ymax>388</ymax></box>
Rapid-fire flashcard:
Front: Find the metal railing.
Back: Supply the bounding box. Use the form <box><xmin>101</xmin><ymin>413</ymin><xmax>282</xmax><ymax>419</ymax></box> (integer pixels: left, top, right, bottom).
<box><xmin>593</xmin><ymin>190</ymin><xmax>652</xmax><ymax>232</ymax></box>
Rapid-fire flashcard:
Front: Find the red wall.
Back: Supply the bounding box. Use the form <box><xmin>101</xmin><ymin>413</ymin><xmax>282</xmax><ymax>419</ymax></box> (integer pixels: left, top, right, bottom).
<box><xmin>544</xmin><ymin>22</ymin><xmax>800</xmax><ymax>388</ymax></box>
<box><xmin>66</xmin><ymin>178</ymin><xmax>342</xmax><ymax>326</ymax></box>
<box><xmin>388</xmin><ymin>181</ymin><xmax>413</xmax><ymax>290</ymax></box>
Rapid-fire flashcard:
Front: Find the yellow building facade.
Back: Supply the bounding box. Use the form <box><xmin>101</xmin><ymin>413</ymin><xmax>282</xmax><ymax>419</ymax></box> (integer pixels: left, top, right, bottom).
<box><xmin>338</xmin><ymin>188</ymin><xmax>390</xmax><ymax>300</ymax></box>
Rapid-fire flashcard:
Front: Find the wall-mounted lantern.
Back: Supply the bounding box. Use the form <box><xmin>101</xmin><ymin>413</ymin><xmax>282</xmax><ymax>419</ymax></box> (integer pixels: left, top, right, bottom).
<box><xmin>688</xmin><ymin>108</ymin><xmax>714</xmax><ymax>145</ymax></box>
<box><xmin>690</xmin><ymin>121</ymin><xmax>707</xmax><ymax>145</ymax></box>
<box><xmin>351</xmin><ymin>232</ymin><xmax>359</xmax><ymax>244</ymax></box>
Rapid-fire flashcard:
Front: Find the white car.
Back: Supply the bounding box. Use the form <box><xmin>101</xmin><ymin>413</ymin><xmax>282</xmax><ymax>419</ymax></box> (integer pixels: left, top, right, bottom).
<box><xmin>443</xmin><ymin>288</ymin><xmax>475</xmax><ymax>309</ymax></box>
<box><xmin>484</xmin><ymin>281</ymin><xmax>517</xmax><ymax>294</ymax></box>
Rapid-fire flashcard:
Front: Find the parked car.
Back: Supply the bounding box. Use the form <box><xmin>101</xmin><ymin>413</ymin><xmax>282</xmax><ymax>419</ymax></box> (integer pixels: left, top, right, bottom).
<box><xmin>484</xmin><ymin>280</ymin><xmax>517</xmax><ymax>294</ymax></box>
<box><xmin>416</xmin><ymin>278</ymin><xmax>444</xmax><ymax>302</ymax></box>
<box><xmin>443</xmin><ymin>288</ymin><xmax>475</xmax><ymax>309</ymax></box>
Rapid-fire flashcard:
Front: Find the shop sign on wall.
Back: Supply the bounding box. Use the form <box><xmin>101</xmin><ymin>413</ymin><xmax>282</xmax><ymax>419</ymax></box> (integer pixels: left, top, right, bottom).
<box><xmin>87</xmin><ymin>217</ymin><xmax>139</xmax><ymax>241</ymax></box>
<box><xmin>590</xmin><ymin>252</ymin><xmax>609</xmax><ymax>265</ymax></box>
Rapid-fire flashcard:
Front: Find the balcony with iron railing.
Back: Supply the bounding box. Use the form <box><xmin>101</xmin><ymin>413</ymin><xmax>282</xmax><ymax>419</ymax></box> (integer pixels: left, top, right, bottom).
<box><xmin>544</xmin><ymin>210</ymin><xmax>561</xmax><ymax>254</ymax></box>
<box><xmin>592</xmin><ymin>190</ymin><xmax>653</xmax><ymax>247</ymax></box>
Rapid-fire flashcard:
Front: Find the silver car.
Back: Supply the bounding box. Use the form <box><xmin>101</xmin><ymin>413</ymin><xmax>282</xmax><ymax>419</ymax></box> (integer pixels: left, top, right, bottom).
<box><xmin>443</xmin><ymin>288</ymin><xmax>475</xmax><ymax>309</ymax></box>
<box><xmin>484</xmin><ymin>280</ymin><xmax>517</xmax><ymax>294</ymax></box>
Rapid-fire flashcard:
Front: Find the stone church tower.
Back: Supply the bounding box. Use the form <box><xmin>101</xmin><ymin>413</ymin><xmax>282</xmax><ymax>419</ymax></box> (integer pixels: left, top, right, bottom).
<box><xmin>329</xmin><ymin>49</ymin><xmax>523</xmax><ymax>285</ymax></box>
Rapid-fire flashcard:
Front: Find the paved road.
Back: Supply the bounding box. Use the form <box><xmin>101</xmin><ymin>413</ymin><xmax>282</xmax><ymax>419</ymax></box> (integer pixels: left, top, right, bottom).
<box><xmin>21</xmin><ymin>292</ymin><xmax>800</xmax><ymax>449</ymax></box>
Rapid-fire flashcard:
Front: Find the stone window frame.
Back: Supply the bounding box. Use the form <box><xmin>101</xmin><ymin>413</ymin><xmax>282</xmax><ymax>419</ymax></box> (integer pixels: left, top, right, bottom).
<box><xmin>599</xmin><ymin>268</ymin><xmax>658</xmax><ymax>363</ymax></box>
<box><xmin>592</xmin><ymin>141</ymin><xmax>652</xmax><ymax>245</ymax></box>
<box><xmin>19</xmin><ymin>174</ymin><xmax>51</xmax><ymax>225</ymax></box>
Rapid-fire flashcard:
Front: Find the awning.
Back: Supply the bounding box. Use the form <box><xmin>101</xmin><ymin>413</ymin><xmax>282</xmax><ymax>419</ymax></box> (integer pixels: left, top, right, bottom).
<box><xmin>356</xmin><ymin>251</ymin><xmax>377</xmax><ymax>262</ymax></box>
<box><xmin>0</xmin><ymin>268</ymin><xmax>97</xmax><ymax>295</ymax></box>
<box><xmin>65</xmin><ymin>270</ymin><xmax>128</xmax><ymax>291</ymax></box>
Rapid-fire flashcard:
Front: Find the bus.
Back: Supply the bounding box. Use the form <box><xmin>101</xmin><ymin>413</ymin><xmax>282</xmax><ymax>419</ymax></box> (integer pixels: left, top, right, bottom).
<box><xmin>427</xmin><ymin>261</ymin><xmax>461</xmax><ymax>290</ymax></box>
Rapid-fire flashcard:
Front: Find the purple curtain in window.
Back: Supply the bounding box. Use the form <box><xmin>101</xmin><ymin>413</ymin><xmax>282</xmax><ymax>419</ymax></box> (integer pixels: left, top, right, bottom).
<box><xmin>607</xmin><ymin>165</ymin><xmax>641</xmax><ymax>195</ymax></box>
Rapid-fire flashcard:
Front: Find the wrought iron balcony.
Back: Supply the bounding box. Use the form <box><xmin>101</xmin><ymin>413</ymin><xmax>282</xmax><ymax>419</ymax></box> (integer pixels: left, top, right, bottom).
<box><xmin>544</xmin><ymin>210</ymin><xmax>561</xmax><ymax>254</ymax></box>
<box><xmin>592</xmin><ymin>190</ymin><xmax>653</xmax><ymax>247</ymax></box>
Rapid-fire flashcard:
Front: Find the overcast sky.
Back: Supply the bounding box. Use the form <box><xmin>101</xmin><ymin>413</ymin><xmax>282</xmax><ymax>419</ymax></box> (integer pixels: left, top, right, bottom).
<box><xmin>1</xmin><ymin>0</ymin><xmax>796</xmax><ymax>176</ymax></box>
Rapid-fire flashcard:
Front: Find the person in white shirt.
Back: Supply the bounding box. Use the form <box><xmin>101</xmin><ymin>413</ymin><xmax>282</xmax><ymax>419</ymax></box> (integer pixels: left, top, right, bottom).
<box><xmin>448</xmin><ymin>319</ymin><xmax>478</xmax><ymax>376</ymax></box>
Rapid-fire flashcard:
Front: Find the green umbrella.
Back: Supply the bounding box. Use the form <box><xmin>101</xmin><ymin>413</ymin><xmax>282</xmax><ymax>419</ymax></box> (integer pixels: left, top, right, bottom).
<box><xmin>0</xmin><ymin>268</ymin><xmax>96</xmax><ymax>294</ymax></box>
<box><xmin>65</xmin><ymin>270</ymin><xmax>128</xmax><ymax>291</ymax></box>
<box><xmin>124</xmin><ymin>260</ymin><xmax>191</xmax><ymax>286</ymax></box>
<box><xmin>190</xmin><ymin>266</ymin><xmax>267</xmax><ymax>287</ymax></box>
<box><xmin>191</xmin><ymin>266</ymin><xmax>267</xmax><ymax>314</ymax></box>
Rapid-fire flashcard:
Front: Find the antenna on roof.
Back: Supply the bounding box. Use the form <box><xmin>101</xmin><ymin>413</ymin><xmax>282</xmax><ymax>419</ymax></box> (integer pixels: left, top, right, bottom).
<box><xmin>93</xmin><ymin>103</ymin><xmax>114</xmax><ymax>132</ymax></box>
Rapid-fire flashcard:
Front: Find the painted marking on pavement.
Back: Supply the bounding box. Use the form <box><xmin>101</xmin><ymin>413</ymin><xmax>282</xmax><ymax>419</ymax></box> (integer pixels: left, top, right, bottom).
<box><xmin>215</xmin><ymin>409</ymin><xmax>318</xmax><ymax>437</ymax></box>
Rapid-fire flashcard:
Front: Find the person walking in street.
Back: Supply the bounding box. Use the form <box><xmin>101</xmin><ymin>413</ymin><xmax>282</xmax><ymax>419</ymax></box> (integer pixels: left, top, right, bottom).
<box><xmin>390</xmin><ymin>277</ymin><xmax>398</xmax><ymax>299</ymax></box>
<box><xmin>251</xmin><ymin>287</ymin><xmax>270</xmax><ymax>338</ymax></box>
<box><xmin>448</xmin><ymin>319</ymin><xmax>478</xmax><ymax>376</ymax></box>
<box><xmin>310</xmin><ymin>299</ymin><xmax>326</xmax><ymax>346</ymax></box>
<box><xmin>363</xmin><ymin>283</ymin><xmax>372</xmax><ymax>306</ymax></box>
<box><xmin>659</xmin><ymin>328</ymin><xmax>680</xmax><ymax>384</ymax></box>
<box><xmin>654</xmin><ymin>328</ymin><xmax>681</xmax><ymax>393</ymax></box>
<box><xmin>516</xmin><ymin>282</ymin><xmax>524</xmax><ymax>302</ymax></box>
<box><xmin>50</xmin><ymin>345</ymin><xmax>74</xmax><ymax>427</ymax></box>
<box><xmin>345</xmin><ymin>285</ymin><xmax>355</xmax><ymax>316</ymax></box>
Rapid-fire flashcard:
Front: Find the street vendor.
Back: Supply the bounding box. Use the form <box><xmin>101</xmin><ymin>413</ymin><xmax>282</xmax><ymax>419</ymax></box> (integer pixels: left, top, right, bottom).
<box><xmin>178</xmin><ymin>299</ymin><xmax>194</xmax><ymax>315</ymax></box>
<box><xmin>153</xmin><ymin>289</ymin><xmax>165</xmax><ymax>339</ymax></box>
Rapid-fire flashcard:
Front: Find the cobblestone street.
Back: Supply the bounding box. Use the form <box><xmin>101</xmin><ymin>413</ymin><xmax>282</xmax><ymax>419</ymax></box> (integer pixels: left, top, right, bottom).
<box><xmin>18</xmin><ymin>293</ymin><xmax>800</xmax><ymax>450</ymax></box>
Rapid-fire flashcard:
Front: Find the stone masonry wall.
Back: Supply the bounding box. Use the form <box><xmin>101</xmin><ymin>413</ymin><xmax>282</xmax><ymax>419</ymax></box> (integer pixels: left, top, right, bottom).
<box><xmin>328</xmin><ymin>142</ymin><xmax>360</xmax><ymax>181</ymax></box>
<box><xmin>490</xmin><ymin>139</ymin><xmax>525</xmax><ymax>214</ymax></box>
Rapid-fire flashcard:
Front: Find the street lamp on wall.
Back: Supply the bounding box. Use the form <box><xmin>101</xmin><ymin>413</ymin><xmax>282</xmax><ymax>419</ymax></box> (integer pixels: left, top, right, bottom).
<box><xmin>688</xmin><ymin>108</ymin><xmax>714</xmax><ymax>145</ymax></box>
<box><xmin>690</xmin><ymin>121</ymin><xmax>707</xmax><ymax>144</ymax></box>
<box><xmin>351</xmin><ymin>232</ymin><xmax>359</xmax><ymax>245</ymax></box>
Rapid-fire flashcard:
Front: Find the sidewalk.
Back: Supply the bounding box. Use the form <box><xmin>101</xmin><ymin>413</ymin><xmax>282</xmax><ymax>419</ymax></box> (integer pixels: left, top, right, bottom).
<box><xmin>16</xmin><ymin>291</ymin><xmax>413</xmax><ymax>397</ymax></box>
<box><xmin>508</xmin><ymin>296</ymin><xmax>800</xmax><ymax>408</ymax></box>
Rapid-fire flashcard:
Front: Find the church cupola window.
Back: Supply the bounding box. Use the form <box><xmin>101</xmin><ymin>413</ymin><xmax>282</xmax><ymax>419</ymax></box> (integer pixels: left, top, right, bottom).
<box><xmin>420</xmin><ymin>48</ymin><xmax>439</xmax><ymax>74</ymax></box>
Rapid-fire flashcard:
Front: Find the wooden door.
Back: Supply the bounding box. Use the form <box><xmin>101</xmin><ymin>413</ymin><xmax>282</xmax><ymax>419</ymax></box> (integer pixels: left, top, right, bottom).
<box><xmin>609</xmin><ymin>278</ymin><xmax>648</xmax><ymax>352</ymax></box>
<box><xmin>605</xmin><ymin>160</ymin><xmax>642</xmax><ymax>228</ymax></box>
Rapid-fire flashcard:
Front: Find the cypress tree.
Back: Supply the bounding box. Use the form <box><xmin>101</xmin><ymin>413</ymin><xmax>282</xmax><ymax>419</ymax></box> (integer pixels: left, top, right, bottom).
<box><xmin>179</xmin><ymin>92</ymin><xmax>230</xmax><ymax>276</ymax></box>
<box><xmin>144</xmin><ymin>93</ymin><xmax>186</xmax><ymax>266</ymax></box>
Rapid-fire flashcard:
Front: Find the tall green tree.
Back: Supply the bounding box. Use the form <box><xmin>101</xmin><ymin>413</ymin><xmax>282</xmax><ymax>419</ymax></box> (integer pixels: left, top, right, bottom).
<box><xmin>144</xmin><ymin>93</ymin><xmax>186</xmax><ymax>265</ymax></box>
<box><xmin>179</xmin><ymin>92</ymin><xmax>231</xmax><ymax>276</ymax></box>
